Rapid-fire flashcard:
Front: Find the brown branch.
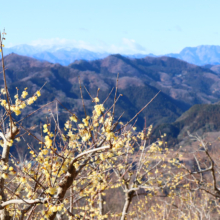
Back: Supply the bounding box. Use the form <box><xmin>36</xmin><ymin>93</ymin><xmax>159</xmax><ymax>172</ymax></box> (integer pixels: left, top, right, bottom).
<box><xmin>117</xmin><ymin>91</ymin><xmax>161</xmax><ymax>132</ymax></box>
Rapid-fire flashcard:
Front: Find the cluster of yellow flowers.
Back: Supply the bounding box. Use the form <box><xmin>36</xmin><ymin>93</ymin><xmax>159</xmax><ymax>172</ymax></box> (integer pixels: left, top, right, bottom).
<box><xmin>0</xmin><ymin>87</ymin><xmax>179</xmax><ymax>220</ymax></box>
<box><xmin>93</xmin><ymin>104</ymin><xmax>105</xmax><ymax>120</ymax></box>
<box><xmin>0</xmin><ymin>87</ymin><xmax>41</xmax><ymax>116</ymax></box>
<box><xmin>1</xmin><ymin>163</ymin><xmax>16</xmax><ymax>179</ymax></box>
<box><xmin>41</xmin><ymin>203</ymin><xmax>64</xmax><ymax>219</ymax></box>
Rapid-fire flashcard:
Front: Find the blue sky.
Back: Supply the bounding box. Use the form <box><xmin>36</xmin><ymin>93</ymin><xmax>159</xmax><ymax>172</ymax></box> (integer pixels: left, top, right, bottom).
<box><xmin>1</xmin><ymin>0</ymin><xmax>220</xmax><ymax>54</ymax></box>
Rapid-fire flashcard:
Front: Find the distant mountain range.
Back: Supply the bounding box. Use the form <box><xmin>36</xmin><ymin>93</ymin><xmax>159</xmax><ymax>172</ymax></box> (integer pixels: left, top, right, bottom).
<box><xmin>2</xmin><ymin>53</ymin><xmax>220</xmax><ymax>127</ymax></box>
<box><xmin>3</xmin><ymin>45</ymin><xmax>109</xmax><ymax>66</ymax></box>
<box><xmin>166</xmin><ymin>45</ymin><xmax>220</xmax><ymax>66</ymax></box>
<box><xmin>5</xmin><ymin>44</ymin><xmax>220</xmax><ymax>66</ymax></box>
<box><xmin>1</xmin><ymin>53</ymin><xmax>192</xmax><ymax>128</ymax></box>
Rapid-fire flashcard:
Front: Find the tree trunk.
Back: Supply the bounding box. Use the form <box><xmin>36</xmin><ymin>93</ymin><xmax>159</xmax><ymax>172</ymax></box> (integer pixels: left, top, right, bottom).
<box><xmin>0</xmin><ymin>144</ymin><xmax>11</xmax><ymax>220</ymax></box>
<box><xmin>121</xmin><ymin>191</ymin><xmax>134</xmax><ymax>220</ymax></box>
<box><xmin>99</xmin><ymin>192</ymin><xmax>104</xmax><ymax>216</ymax></box>
<box><xmin>0</xmin><ymin>125</ymin><xmax>19</xmax><ymax>220</ymax></box>
<box><xmin>48</xmin><ymin>165</ymin><xmax>77</xmax><ymax>220</ymax></box>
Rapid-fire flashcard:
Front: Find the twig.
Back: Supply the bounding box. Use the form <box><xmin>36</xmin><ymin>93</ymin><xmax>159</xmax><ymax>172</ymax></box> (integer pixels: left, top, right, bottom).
<box><xmin>78</xmin><ymin>76</ymin><xmax>87</xmax><ymax>117</ymax></box>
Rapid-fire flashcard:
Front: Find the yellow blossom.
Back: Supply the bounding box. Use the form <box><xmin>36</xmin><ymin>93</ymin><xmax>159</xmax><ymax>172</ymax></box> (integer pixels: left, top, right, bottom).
<box><xmin>9</xmin><ymin>167</ymin><xmax>14</xmax><ymax>171</ymax></box>
<box><xmin>1</xmin><ymin>100</ymin><xmax>6</xmax><ymax>106</ymax></box>
<box><xmin>1</xmin><ymin>173</ymin><xmax>8</xmax><ymax>179</ymax></box>
<box><xmin>45</xmin><ymin>136</ymin><xmax>52</xmax><ymax>148</ymax></box>
<box><xmin>19</xmin><ymin>102</ymin><xmax>26</xmax><ymax>109</ymax></box>
<box><xmin>20</xmin><ymin>177</ymin><xmax>26</xmax><ymax>183</ymax></box>
<box><xmin>36</xmin><ymin>90</ymin><xmax>41</xmax><ymax>97</ymax></box>
<box><xmin>21</xmin><ymin>90</ymin><xmax>28</xmax><ymax>99</ymax></box>
<box><xmin>1</xmin><ymin>88</ymin><xmax>6</xmax><ymax>94</ymax></box>
<box><xmin>70</xmin><ymin>114</ymin><xmax>77</xmax><ymax>122</ymax></box>
<box><xmin>82</xmin><ymin>118</ymin><xmax>89</xmax><ymax>126</ymax></box>
<box><xmin>78</xmin><ymin>124</ymin><xmax>84</xmax><ymax>129</ymax></box>
<box><xmin>2</xmin><ymin>165</ymin><xmax>8</xmax><ymax>170</ymax></box>
<box><xmin>47</xmin><ymin>187</ymin><xmax>57</xmax><ymax>195</ymax></box>
<box><xmin>93</xmin><ymin>97</ymin><xmax>99</xmax><ymax>103</ymax></box>
<box><xmin>82</xmin><ymin>132</ymin><xmax>91</xmax><ymax>142</ymax></box>
<box><xmin>27</xmin><ymin>97</ymin><xmax>34</xmax><ymax>105</ymax></box>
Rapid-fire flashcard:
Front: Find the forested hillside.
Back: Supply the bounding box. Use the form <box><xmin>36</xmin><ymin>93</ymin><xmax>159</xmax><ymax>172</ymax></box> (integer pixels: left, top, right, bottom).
<box><xmin>3</xmin><ymin>53</ymin><xmax>220</xmax><ymax>127</ymax></box>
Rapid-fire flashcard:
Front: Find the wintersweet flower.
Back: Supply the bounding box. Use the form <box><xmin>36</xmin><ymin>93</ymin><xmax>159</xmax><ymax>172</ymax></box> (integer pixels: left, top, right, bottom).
<box><xmin>36</xmin><ymin>90</ymin><xmax>41</xmax><ymax>97</ymax></box>
<box><xmin>82</xmin><ymin>118</ymin><xmax>89</xmax><ymax>126</ymax></box>
<box><xmin>27</xmin><ymin>97</ymin><xmax>34</xmax><ymax>105</ymax></box>
<box><xmin>20</xmin><ymin>177</ymin><xmax>26</xmax><ymax>183</ymax></box>
<box><xmin>1</xmin><ymin>88</ymin><xmax>6</xmax><ymax>94</ymax></box>
<box><xmin>21</xmin><ymin>90</ymin><xmax>28</xmax><ymax>99</ymax></box>
<box><xmin>42</xmin><ymin>149</ymin><xmax>48</xmax><ymax>155</ymax></box>
<box><xmin>47</xmin><ymin>187</ymin><xmax>57</xmax><ymax>195</ymax></box>
<box><xmin>82</xmin><ymin>132</ymin><xmax>91</xmax><ymax>142</ymax></box>
<box><xmin>65</xmin><ymin>120</ymin><xmax>72</xmax><ymax>129</ymax></box>
<box><xmin>19</xmin><ymin>101</ymin><xmax>26</xmax><ymax>109</ymax></box>
<box><xmin>2</xmin><ymin>165</ymin><xmax>8</xmax><ymax>170</ymax></box>
<box><xmin>45</xmin><ymin>136</ymin><xmax>52</xmax><ymax>148</ymax></box>
<box><xmin>14</xmin><ymin>106</ymin><xmax>21</xmax><ymax>116</ymax></box>
<box><xmin>93</xmin><ymin>97</ymin><xmax>99</xmax><ymax>103</ymax></box>
<box><xmin>70</xmin><ymin>114</ymin><xmax>77</xmax><ymax>122</ymax></box>
<box><xmin>94</xmin><ymin>104</ymin><xmax>105</xmax><ymax>116</ymax></box>
<box><xmin>33</xmin><ymin>96</ymin><xmax>37</xmax><ymax>101</ymax></box>
<box><xmin>1</xmin><ymin>173</ymin><xmax>8</xmax><ymax>179</ymax></box>
<box><xmin>9</xmin><ymin>167</ymin><xmax>13</xmax><ymax>171</ymax></box>
<box><xmin>1</xmin><ymin>100</ymin><xmax>6</xmax><ymax>106</ymax></box>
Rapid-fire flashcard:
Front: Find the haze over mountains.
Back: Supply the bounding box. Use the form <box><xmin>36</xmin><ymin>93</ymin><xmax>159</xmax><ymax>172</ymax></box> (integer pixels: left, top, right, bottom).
<box><xmin>3</xmin><ymin>45</ymin><xmax>109</xmax><ymax>66</ymax></box>
<box><xmin>5</xmin><ymin>44</ymin><xmax>220</xmax><ymax>66</ymax></box>
<box><xmin>166</xmin><ymin>45</ymin><xmax>220</xmax><ymax>66</ymax></box>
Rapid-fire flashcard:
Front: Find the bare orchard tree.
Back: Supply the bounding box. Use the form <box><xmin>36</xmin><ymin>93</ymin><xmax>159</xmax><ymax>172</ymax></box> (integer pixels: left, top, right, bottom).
<box><xmin>116</xmin><ymin>132</ymin><xmax>220</xmax><ymax>220</ymax></box>
<box><xmin>178</xmin><ymin>132</ymin><xmax>220</xmax><ymax>199</ymax></box>
<box><xmin>102</xmin><ymin>124</ymin><xmax>175</xmax><ymax>220</ymax></box>
<box><xmin>159</xmin><ymin>132</ymin><xmax>220</xmax><ymax>220</ymax></box>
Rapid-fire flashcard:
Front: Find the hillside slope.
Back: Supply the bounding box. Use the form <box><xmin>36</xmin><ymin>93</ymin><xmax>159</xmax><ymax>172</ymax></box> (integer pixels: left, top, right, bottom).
<box><xmin>153</xmin><ymin>103</ymin><xmax>220</xmax><ymax>147</ymax></box>
<box><xmin>0</xmin><ymin>54</ymin><xmax>191</xmax><ymax>129</ymax></box>
<box><xmin>69</xmin><ymin>54</ymin><xmax>220</xmax><ymax>105</ymax></box>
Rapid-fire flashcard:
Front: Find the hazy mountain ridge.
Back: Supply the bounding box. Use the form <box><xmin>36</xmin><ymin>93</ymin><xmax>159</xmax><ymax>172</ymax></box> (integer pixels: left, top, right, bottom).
<box><xmin>166</xmin><ymin>45</ymin><xmax>220</xmax><ymax>66</ymax></box>
<box><xmin>3</xmin><ymin>45</ymin><xmax>109</xmax><ymax>66</ymax></box>
<box><xmin>5</xmin><ymin>44</ymin><xmax>220</xmax><ymax>66</ymax></box>
<box><xmin>1</xmin><ymin>53</ymin><xmax>194</xmax><ymax>130</ymax></box>
<box><xmin>3</xmin><ymin>53</ymin><xmax>220</xmax><ymax>107</ymax></box>
<box><xmin>3</xmin><ymin>53</ymin><xmax>220</xmax><ymax>110</ymax></box>
<box><xmin>69</xmin><ymin>54</ymin><xmax>220</xmax><ymax>106</ymax></box>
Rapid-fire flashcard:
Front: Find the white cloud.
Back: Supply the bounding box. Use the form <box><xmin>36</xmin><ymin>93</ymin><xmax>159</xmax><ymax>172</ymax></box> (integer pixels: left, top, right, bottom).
<box><xmin>30</xmin><ymin>38</ymin><xmax>91</xmax><ymax>50</ymax></box>
<box><xmin>122</xmin><ymin>38</ymin><xmax>147</xmax><ymax>53</ymax></box>
<box><xmin>29</xmin><ymin>38</ymin><xmax>150</xmax><ymax>54</ymax></box>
